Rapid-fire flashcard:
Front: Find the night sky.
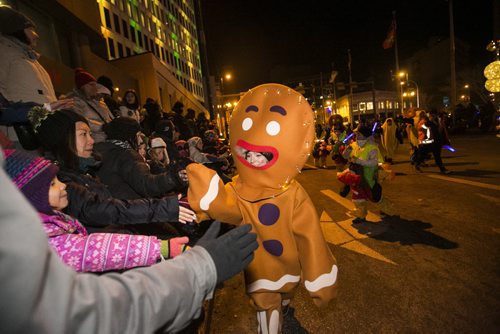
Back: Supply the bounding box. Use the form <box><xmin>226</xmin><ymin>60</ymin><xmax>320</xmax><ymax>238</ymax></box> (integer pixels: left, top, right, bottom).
<box><xmin>201</xmin><ymin>0</ymin><xmax>496</xmax><ymax>93</ymax></box>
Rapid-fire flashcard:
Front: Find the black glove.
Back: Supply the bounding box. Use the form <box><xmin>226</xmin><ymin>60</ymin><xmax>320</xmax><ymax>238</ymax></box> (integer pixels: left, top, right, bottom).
<box><xmin>196</xmin><ymin>221</ymin><xmax>258</xmax><ymax>284</ymax></box>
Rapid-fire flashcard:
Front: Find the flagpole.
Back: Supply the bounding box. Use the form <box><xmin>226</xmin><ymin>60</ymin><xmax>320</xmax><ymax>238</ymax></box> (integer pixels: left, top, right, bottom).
<box><xmin>347</xmin><ymin>49</ymin><xmax>354</xmax><ymax>126</ymax></box>
<box><xmin>449</xmin><ymin>0</ymin><xmax>457</xmax><ymax>125</ymax></box>
<box><xmin>393</xmin><ymin>11</ymin><xmax>399</xmax><ymax>73</ymax></box>
<box><xmin>392</xmin><ymin>11</ymin><xmax>404</xmax><ymax>116</ymax></box>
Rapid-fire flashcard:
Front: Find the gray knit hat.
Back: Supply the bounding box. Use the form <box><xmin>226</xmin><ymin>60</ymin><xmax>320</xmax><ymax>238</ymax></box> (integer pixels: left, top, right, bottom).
<box><xmin>0</xmin><ymin>6</ymin><xmax>35</xmax><ymax>35</ymax></box>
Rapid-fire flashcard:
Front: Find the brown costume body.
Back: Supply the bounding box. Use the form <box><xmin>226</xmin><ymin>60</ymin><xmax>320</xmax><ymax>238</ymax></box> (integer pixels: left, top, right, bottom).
<box><xmin>187</xmin><ymin>84</ymin><xmax>337</xmax><ymax>333</ymax></box>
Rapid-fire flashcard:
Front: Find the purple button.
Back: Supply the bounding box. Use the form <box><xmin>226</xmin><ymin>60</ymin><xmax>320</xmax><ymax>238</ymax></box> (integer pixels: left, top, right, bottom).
<box><xmin>258</xmin><ymin>203</ymin><xmax>280</xmax><ymax>226</ymax></box>
<box><xmin>263</xmin><ymin>239</ymin><xmax>283</xmax><ymax>256</ymax></box>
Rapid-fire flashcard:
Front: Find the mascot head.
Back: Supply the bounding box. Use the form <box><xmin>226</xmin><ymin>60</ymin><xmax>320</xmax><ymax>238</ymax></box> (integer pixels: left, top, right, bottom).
<box><xmin>230</xmin><ymin>83</ymin><xmax>315</xmax><ymax>190</ymax></box>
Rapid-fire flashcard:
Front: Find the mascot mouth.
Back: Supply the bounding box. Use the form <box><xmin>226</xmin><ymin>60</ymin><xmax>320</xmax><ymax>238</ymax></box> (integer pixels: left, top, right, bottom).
<box><xmin>235</xmin><ymin>139</ymin><xmax>279</xmax><ymax>170</ymax></box>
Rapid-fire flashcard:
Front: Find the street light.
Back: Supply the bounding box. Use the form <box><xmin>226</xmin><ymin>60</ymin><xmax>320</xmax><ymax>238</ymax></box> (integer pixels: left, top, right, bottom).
<box><xmin>220</xmin><ymin>73</ymin><xmax>232</xmax><ymax>96</ymax></box>
<box><xmin>407</xmin><ymin>79</ymin><xmax>420</xmax><ymax>108</ymax></box>
<box><xmin>219</xmin><ymin>72</ymin><xmax>233</xmax><ymax>110</ymax></box>
<box><xmin>397</xmin><ymin>72</ymin><xmax>406</xmax><ymax>114</ymax></box>
<box><xmin>463</xmin><ymin>84</ymin><xmax>470</xmax><ymax>102</ymax></box>
<box><xmin>218</xmin><ymin>73</ymin><xmax>234</xmax><ymax>139</ymax></box>
<box><xmin>398</xmin><ymin>71</ymin><xmax>420</xmax><ymax>108</ymax></box>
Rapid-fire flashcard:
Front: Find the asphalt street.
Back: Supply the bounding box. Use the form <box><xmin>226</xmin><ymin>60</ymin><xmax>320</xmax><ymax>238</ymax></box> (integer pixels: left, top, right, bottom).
<box><xmin>201</xmin><ymin>133</ymin><xmax>500</xmax><ymax>334</ymax></box>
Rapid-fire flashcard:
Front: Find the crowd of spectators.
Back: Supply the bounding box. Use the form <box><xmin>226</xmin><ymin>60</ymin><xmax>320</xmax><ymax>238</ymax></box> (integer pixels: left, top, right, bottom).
<box><xmin>0</xmin><ymin>6</ymin><xmax>257</xmax><ymax>333</ymax></box>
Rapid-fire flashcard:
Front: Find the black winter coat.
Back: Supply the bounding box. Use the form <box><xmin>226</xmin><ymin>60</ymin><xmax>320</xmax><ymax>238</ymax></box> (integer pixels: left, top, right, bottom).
<box><xmin>95</xmin><ymin>141</ymin><xmax>186</xmax><ymax>200</ymax></box>
<box><xmin>58</xmin><ymin>168</ymin><xmax>180</xmax><ymax>233</ymax></box>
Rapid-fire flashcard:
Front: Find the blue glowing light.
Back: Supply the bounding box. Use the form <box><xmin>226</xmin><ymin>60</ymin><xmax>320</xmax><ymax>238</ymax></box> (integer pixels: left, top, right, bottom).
<box><xmin>443</xmin><ymin>145</ymin><xmax>456</xmax><ymax>152</ymax></box>
<box><xmin>342</xmin><ymin>133</ymin><xmax>354</xmax><ymax>144</ymax></box>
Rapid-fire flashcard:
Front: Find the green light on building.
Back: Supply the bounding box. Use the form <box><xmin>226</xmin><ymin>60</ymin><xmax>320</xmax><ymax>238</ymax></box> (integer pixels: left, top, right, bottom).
<box><xmin>174</xmin><ymin>51</ymin><xmax>180</xmax><ymax>58</ymax></box>
<box><xmin>130</xmin><ymin>19</ymin><xmax>139</xmax><ymax>29</ymax></box>
<box><xmin>171</xmin><ymin>32</ymin><xmax>178</xmax><ymax>41</ymax></box>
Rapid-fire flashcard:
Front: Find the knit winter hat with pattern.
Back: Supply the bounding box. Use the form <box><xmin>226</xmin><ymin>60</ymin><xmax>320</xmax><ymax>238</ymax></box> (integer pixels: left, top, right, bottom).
<box><xmin>0</xmin><ymin>6</ymin><xmax>35</xmax><ymax>35</ymax></box>
<box><xmin>28</xmin><ymin>107</ymin><xmax>88</xmax><ymax>152</ymax></box>
<box><xmin>75</xmin><ymin>67</ymin><xmax>96</xmax><ymax>89</ymax></box>
<box><xmin>4</xmin><ymin>149</ymin><xmax>59</xmax><ymax>214</ymax></box>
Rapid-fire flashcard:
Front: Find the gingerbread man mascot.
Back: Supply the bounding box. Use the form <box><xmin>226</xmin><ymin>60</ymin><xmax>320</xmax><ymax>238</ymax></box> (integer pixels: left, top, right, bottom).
<box><xmin>187</xmin><ymin>83</ymin><xmax>338</xmax><ymax>333</ymax></box>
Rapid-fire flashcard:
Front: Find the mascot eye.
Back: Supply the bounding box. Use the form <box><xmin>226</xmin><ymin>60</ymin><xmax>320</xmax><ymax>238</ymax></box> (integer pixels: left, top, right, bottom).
<box><xmin>266</xmin><ymin>121</ymin><xmax>280</xmax><ymax>136</ymax></box>
<box><xmin>242</xmin><ymin>117</ymin><xmax>253</xmax><ymax>131</ymax></box>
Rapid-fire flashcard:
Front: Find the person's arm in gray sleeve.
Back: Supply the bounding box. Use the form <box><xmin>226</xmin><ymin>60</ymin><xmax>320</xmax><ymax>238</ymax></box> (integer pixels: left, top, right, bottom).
<box><xmin>68</xmin><ymin>247</ymin><xmax>216</xmax><ymax>333</ymax></box>
<box><xmin>0</xmin><ymin>162</ymin><xmax>257</xmax><ymax>334</ymax></box>
<box><xmin>0</xmin><ymin>166</ymin><xmax>216</xmax><ymax>334</ymax></box>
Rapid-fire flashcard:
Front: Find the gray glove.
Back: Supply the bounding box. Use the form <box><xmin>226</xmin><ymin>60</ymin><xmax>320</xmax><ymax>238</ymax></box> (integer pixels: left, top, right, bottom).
<box><xmin>196</xmin><ymin>221</ymin><xmax>258</xmax><ymax>284</ymax></box>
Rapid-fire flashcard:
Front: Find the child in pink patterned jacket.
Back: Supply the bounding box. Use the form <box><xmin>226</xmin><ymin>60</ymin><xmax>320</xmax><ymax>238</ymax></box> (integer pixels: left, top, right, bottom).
<box><xmin>4</xmin><ymin>149</ymin><xmax>189</xmax><ymax>272</ymax></box>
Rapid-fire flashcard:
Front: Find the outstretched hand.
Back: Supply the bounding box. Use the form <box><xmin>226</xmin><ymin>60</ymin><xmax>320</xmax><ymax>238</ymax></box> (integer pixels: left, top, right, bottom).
<box><xmin>178</xmin><ymin>194</ymin><xmax>196</xmax><ymax>224</ymax></box>
<box><xmin>196</xmin><ymin>221</ymin><xmax>258</xmax><ymax>284</ymax></box>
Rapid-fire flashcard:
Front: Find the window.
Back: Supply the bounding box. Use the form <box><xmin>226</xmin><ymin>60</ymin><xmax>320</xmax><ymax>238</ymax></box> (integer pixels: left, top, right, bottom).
<box><xmin>133</xmin><ymin>4</ymin><xmax>139</xmax><ymax>20</ymax></box>
<box><xmin>108</xmin><ymin>38</ymin><xmax>116</xmax><ymax>58</ymax></box>
<box><xmin>130</xmin><ymin>25</ymin><xmax>136</xmax><ymax>43</ymax></box>
<box><xmin>117</xmin><ymin>42</ymin><xmax>124</xmax><ymax>58</ymax></box>
<box><xmin>160</xmin><ymin>46</ymin><xmax>165</xmax><ymax>61</ymax></box>
<box><xmin>122</xmin><ymin>20</ymin><xmax>129</xmax><ymax>38</ymax></box>
<box><xmin>113</xmin><ymin>14</ymin><xmax>121</xmax><ymax>34</ymax></box>
<box><xmin>126</xmin><ymin>47</ymin><xmax>131</xmax><ymax>56</ymax></box>
<box><xmin>103</xmin><ymin>8</ymin><xmax>112</xmax><ymax>29</ymax></box>
<box><xmin>137</xmin><ymin>30</ymin><xmax>143</xmax><ymax>47</ymax></box>
<box><xmin>367</xmin><ymin>102</ymin><xmax>373</xmax><ymax>110</ymax></box>
<box><xmin>144</xmin><ymin>34</ymin><xmax>149</xmax><ymax>50</ymax></box>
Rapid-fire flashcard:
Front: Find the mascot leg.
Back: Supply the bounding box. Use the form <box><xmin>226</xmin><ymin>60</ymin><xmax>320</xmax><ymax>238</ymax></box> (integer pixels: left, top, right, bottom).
<box><xmin>251</xmin><ymin>292</ymin><xmax>283</xmax><ymax>334</ymax></box>
<box><xmin>351</xmin><ymin>200</ymin><xmax>368</xmax><ymax>221</ymax></box>
<box><xmin>377</xmin><ymin>197</ymin><xmax>397</xmax><ymax>217</ymax></box>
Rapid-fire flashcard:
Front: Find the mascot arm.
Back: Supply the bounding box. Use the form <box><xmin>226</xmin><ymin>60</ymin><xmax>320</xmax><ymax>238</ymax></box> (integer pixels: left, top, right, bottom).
<box><xmin>292</xmin><ymin>187</ymin><xmax>338</xmax><ymax>308</ymax></box>
<box><xmin>186</xmin><ymin>163</ymin><xmax>242</xmax><ymax>225</ymax></box>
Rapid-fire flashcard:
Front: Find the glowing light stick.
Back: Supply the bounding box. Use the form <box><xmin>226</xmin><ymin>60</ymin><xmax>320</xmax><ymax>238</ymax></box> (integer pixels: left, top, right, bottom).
<box><xmin>443</xmin><ymin>145</ymin><xmax>456</xmax><ymax>152</ymax></box>
<box><xmin>342</xmin><ymin>133</ymin><xmax>354</xmax><ymax>144</ymax></box>
<box><xmin>371</xmin><ymin>122</ymin><xmax>378</xmax><ymax>134</ymax></box>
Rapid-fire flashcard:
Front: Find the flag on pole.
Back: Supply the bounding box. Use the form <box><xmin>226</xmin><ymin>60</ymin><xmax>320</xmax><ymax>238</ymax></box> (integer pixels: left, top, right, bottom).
<box><xmin>347</xmin><ymin>49</ymin><xmax>352</xmax><ymax>72</ymax></box>
<box><xmin>382</xmin><ymin>18</ymin><xmax>396</xmax><ymax>49</ymax></box>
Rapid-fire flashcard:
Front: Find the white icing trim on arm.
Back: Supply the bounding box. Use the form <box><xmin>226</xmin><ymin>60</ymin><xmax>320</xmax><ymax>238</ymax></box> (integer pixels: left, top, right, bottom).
<box><xmin>304</xmin><ymin>264</ymin><xmax>338</xmax><ymax>292</ymax></box>
<box><xmin>199</xmin><ymin>174</ymin><xmax>221</xmax><ymax>210</ymax></box>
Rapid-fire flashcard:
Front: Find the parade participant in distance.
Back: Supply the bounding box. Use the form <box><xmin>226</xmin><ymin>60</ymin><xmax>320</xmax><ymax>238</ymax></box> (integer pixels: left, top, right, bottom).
<box><xmin>338</xmin><ymin>125</ymin><xmax>397</xmax><ymax>221</ymax></box>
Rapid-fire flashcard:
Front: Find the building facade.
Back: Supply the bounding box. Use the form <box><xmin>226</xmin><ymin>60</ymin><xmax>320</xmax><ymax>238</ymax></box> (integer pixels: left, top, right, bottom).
<box><xmin>335</xmin><ymin>90</ymin><xmax>400</xmax><ymax>124</ymax></box>
<box><xmin>4</xmin><ymin>0</ymin><xmax>208</xmax><ymax>116</ymax></box>
<box><xmin>97</xmin><ymin>0</ymin><xmax>206</xmax><ymax>108</ymax></box>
